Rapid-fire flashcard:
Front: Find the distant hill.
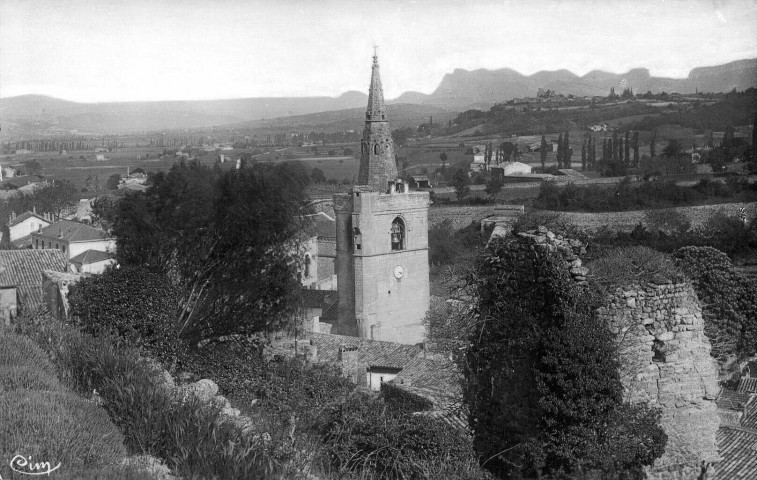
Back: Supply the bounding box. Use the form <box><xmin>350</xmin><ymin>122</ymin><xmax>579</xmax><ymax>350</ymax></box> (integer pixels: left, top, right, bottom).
<box><xmin>1</xmin><ymin>58</ymin><xmax>754</xmax><ymax>133</ymax></box>
<box><xmin>405</xmin><ymin>58</ymin><xmax>757</xmax><ymax>109</ymax></box>
<box><xmin>237</xmin><ymin>103</ymin><xmax>454</xmax><ymax>131</ymax></box>
<box><xmin>0</xmin><ymin>93</ymin><xmax>370</xmax><ymax>133</ymax></box>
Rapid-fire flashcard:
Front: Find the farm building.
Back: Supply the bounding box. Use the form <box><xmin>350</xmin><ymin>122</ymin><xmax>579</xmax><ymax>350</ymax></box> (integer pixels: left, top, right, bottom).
<box><xmin>68</xmin><ymin>249</ymin><xmax>116</xmax><ymax>274</ymax></box>
<box><xmin>5</xmin><ymin>210</ymin><xmax>53</xmax><ymax>249</ymax></box>
<box><xmin>31</xmin><ymin>220</ymin><xmax>115</xmax><ymax>260</ymax></box>
<box><xmin>0</xmin><ymin>249</ymin><xmax>67</xmax><ymax>324</ymax></box>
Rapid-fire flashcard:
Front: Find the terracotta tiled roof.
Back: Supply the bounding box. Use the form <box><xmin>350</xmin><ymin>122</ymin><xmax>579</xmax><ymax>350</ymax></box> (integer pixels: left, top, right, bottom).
<box><xmin>10</xmin><ymin>236</ymin><xmax>33</xmax><ymax>249</ymax></box>
<box><xmin>299</xmin><ymin>289</ymin><xmax>335</xmax><ymax>309</ymax></box>
<box><xmin>716</xmin><ymin>427</ymin><xmax>757</xmax><ymax>479</ymax></box>
<box><xmin>717</xmin><ymin>389</ymin><xmax>755</xmax><ymax>412</ymax></box>
<box><xmin>738</xmin><ymin>377</ymin><xmax>757</xmax><ymax>394</ymax></box>
<box><xmin>320</xmin><ymin>294</ymin><xmax>339</xmax><ymax>322</ymax></box>
<box><xmin>741</xmin><ymin>397</ymin><xmax>757</xmax><ymax>430</ymax></box>
<box><xmin>17</xmin><ymin>286</ymin><xmax>44</xmax><ymax>307</ymax></box>
<box><xmin>307</xmin><ymin>332</ymin><xmax>422</xmax><ymax>370</ymax></box>
<box><xmin>0</xmin><ymin>250</ymin><xmax>67</xmax><ymax>288</ymax></box>
<box><xmin>69</xmin><ymin>249</ymin><xmax>113</xmax><ymax>266</ymax></box>
<box><xmin>318</xmin><ymin>238</ymin><xmax>336</xmax><ymax>258</ymax></box>
<box><xmin>7</xmin><ymin>211</ymin><xmax>49</xmax><ymax>228</ymax></box>
<box><xmin>392</xmin><ymin>356</ymin><xmax>461</xmax><ymax>397</ymax></box>
<box><xmin>306</xmin><ymin>212</ymin><xmax>336</xmax><ymax>240</ymax></box>
<box><xmin>35</xmin><ymin>220</ymin><xmax>111</xmax><ymax>243</ymax></box>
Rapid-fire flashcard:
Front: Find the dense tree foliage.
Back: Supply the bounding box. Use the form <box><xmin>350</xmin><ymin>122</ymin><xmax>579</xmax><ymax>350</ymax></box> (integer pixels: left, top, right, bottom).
<box><xmin>111</xmin><ymin>160</ymin><xmax>310</xmax><ymax>345</ymax></box>
<box><xmin>0</xmin><ymin>180</ymin><xmax>77</xmax><ymax>222</ymax></box>
<box><xmin>68</xmin><ymin>266</ymin><xmax>182</xmax><ymax>364</ymax></box>
<box><xmin>462</xmin><ymin>243</ymin><xmax>666</xmax><ymax>478</ymax></box>
<box><xmin>535</xmin><ymin>176</ymin><xmax>757</xmax><ymax>212</ymax></box>
<box><xmin>674</xmin><ymin>246</ymin><xmax>757</xmax><ymax>360</ymax></box>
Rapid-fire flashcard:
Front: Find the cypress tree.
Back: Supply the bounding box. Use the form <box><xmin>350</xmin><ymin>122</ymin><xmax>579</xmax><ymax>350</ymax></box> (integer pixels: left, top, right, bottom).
<box><xmin>650</xmin><ymin>130</ymin><xmax>657</xmax><ymax>158</ymax></box>
<box><xmin>625</xmin><ymin>131</ymin><xmax>631</xmax><ymax>167</ymax></box>
<box><xmin>618</xmin><ymin>137</ymin><xmax>624</xmax><ymax>165</ymax></box>
<box><xmin>632</xmin><ymin>131</ymin><xmax>640</xmax><ymax>167</ymax></box>
<box><xmin>540</xmin><ymin>135</ymin><xmax>548</xmax><ymax>170</ymax></box>
<box><xmin>557</xmin><ymin>133</ymin><xmax>564</xmax><ymax>169</ymax></box>
<box><xmin>581</xmin><ymin>139</ymin><xmax>587</xmax><ymax>171</ymax></box>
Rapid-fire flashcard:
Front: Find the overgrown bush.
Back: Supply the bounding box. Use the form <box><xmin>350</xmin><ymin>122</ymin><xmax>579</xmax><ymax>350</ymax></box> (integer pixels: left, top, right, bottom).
<box><xmin>463</xmin><ymin>245</ymin><xmax>666</xmax><ymax>478</ymax></box>
<box><xmin>588</xmin><ymin>246</ymin><xmax>683</xmax><ymax>292</ymax></box>
<box><xmin>67</xmin><ymin>266</ymin><xmax>183</xmax><ymax>365</ymax></box>
<box><xmin>673</xmin><ymin>246</ymin><xmax>757</xmax><ymax>360</ymax></box>
<box><xmin>322</xmin><ymin>391</ymin><xmax>477</xmax><ymax>479</ymax></box>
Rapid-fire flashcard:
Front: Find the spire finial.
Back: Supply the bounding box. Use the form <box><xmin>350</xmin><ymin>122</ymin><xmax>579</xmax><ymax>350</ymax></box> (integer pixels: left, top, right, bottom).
<box><xmin>373</xmin><ymin>43</ymin><xmax>379</xmax><ymax>61</ymax></box>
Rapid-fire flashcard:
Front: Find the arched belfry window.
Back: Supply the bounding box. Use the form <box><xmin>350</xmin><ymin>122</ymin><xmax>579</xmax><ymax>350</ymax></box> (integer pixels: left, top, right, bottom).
<box><xmin>390</xmin><ymin>218</ymin><xmax>405</xmax><ymax>251</ymax></box>
<box><xmin>374</xmin><ymin>143</ymin><xmax>379</xmax><ymax>155</ymax></box>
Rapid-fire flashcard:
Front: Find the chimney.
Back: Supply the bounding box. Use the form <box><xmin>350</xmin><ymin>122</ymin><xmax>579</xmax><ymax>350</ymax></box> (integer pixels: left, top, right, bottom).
<box><xmin>338</xmin><ymin>345</ymin><xmax>360</xmax><ymax>385</ymax></box>
<box><xmin>305</xmin><ymin>339</ymin><xmax>318</xmax><ymax>363</ymax></box>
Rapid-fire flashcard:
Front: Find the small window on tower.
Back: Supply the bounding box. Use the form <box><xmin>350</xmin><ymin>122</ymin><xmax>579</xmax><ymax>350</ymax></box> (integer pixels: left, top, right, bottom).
<box><xmin>390</xmin><ymin>218</ymin><xmax>405</xmax><ymax>251</ymax></box>
<box><xmin>304</xmin><ymin>254</ymin><xmax>311</xmax><ymax>278</ymax></box>
<box><xmin>374</xmin><ymin>144</ymin><xmax>379</xmax><ymax>155</ymax></box>
<box><xmin>353</xmin><ymin>227</ymin><xmax>362</xmax><ymax>251</ymax></box>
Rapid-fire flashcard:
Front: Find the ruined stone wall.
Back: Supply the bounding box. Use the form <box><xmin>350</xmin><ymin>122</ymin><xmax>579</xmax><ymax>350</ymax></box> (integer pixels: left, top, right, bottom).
<box><xmin>596</xmin><ymin>281</ymin><xmax>721</xmax><ymax>479</ymax></box>
<box><xmin>505</xmin><ymin>228</ymin><xmax>721</xmax><ymax>479</ymax></box>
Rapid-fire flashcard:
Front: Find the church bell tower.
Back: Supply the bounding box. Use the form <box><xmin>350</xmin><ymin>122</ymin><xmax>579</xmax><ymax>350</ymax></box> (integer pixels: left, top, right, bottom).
<box><xmin>332</xmin><ymin>53</ymin><xmax>430</xmax><ymax>345</ymax></box>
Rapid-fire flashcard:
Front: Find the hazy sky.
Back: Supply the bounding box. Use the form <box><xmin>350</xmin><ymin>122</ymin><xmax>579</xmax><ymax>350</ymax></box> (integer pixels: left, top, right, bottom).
<box><xmin>1</xmin><ymin>0</ymin><xmax>756</xmax><ymax>102</ymax></box>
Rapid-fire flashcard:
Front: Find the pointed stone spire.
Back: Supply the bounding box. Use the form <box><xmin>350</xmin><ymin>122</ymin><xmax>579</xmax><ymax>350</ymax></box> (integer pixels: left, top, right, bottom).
<box><xmin>358</xmin><ymin>52</ymin><xmax>398</xmax><ymax>191</ymax></box>
<box><xmin>366</xmin><ymin>50</ymin><xmax>387</xmax><ymax>122</ymax></box>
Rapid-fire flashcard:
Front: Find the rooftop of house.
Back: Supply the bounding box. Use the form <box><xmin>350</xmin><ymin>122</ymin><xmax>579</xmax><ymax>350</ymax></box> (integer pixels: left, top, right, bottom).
<box><xmin>391</xmin><ymin>355</ymin><xmax>462</xmax><ymax>407</ymax></box>
<box><xmin>305</xmin><ymin>332</ymin><xmax>423</xmax><ymax>370</ymax></box>
<box><xmin>716</xmin><ymin>388</ymin><xmax>757</xmax><ymax>479</ymax></box>
<box><xmin>741</xmin><ymin>396</ymin><xmax>757</xmax><ymax>430</ymax></box>
<box><xmin>0</xmin><ymin>249</ymin><xmax>67</xmax><ymax>288</ymax></box>
<box><xmin>738</xmin><ymin>377</ymin><xmax>757</xmax><ymax>394</ymax></box>
<box><xmin>716</xmin><ymin>426</ymin><xmax>757</xmax><ymax>479</ymax></box>
<box><xmin>554</xmin><ymin>169</ymin><xmax>590</xmax><ymax>180</ymax></box>
<box><xmin>34</xmin><ymin>220</ymin><xmax>112</xmax><ymax>243</ymax></box>
<box><xmin>299</xmin><ymin>289</ymin><xmax>336</xmax><ymax>309</ymax></box>
<box><xmin>717</xmin><ymin>389</ymin><xmax>754</xmax><ymax>412</ymax></box>
<box><xmin>69</xmin><ymin>249</ymin><xmax>114</xmax><ymax>266</ymax></box>
<box><xmin>319</xmin><ymin>293</ymin><xmax>339</xmax><ymax>323</ymax></box>
<box><xmin>306</xmin><ymin>212</ymin><xmax>336</xmax><ymax>240</ymax></box>
<box><xmin>7</xmin><ymin>211</ymin><xmax>50</xmax><ymax>228</ymax></box>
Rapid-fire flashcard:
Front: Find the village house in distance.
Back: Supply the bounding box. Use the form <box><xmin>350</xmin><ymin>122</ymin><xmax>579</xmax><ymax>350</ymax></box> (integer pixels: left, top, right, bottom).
<box><xmin>332</xmin><ymin>53</ymin><xmax>430</xmax><ymax>345</ymax></box>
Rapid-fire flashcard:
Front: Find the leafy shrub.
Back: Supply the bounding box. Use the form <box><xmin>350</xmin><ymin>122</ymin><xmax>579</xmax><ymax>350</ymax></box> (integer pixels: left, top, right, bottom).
<box><xmin>674</xmin><ymin>246</ymin><xmax>757</xmax><ymax>360</ymax></box>
<box><xmin>186</xmin><ymin>345</ymin><xmax>354</xmax><ymax>432</ymax></box>
<box><xmin>67</xmin><ymin>266</ymin><xmax>183</xmax><ymax>364</ymax></box>
<box><xmin>322</xmin><ymin>391</ymin><xmax>476</xmax><ymax>479</ymax></box>
<box><xmin>380</xmin><ymin>383</ymin><xmax>434</xmax><ymax>414</ymax></box>
<box><xmin>0</xmin><ymin>390</ymin><xmax>127</xmax><ymax>470</ymax></box>
<box><xmin>644</xmin><ymin>208</ymin><xmax>691</xmax><ymax>235</ymax></box>
<box><xmin>588</xmin><ymin>246</ymin><xmax>683</xmax><ymax>291</ymax></box>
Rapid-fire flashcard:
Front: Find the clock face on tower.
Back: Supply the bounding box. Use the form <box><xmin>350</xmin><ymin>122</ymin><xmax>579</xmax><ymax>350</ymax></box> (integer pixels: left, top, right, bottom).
<box><xmin>393</xmin><ymin>265</ymin><xmax>404</xmax><ymax>279</ymax></box>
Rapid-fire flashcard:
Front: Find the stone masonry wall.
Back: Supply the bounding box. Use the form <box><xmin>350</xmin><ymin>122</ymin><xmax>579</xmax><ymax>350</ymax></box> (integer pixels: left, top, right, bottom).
<box><xmin>508</xmin><ymin>228</ymin><xmax>721</xmax><ymax>479</ymax></box>
<box><xmin>596</xmin><ymin>282</ymin><xmax>721</xmax><ymax>479</ymax></box>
